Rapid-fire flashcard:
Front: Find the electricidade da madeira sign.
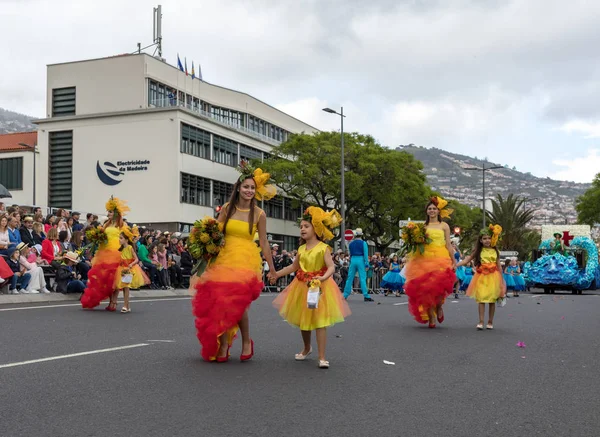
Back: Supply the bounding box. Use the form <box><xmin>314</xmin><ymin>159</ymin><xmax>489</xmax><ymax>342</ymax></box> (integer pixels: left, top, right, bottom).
<box><xmin>96</xmin><ymin>159</ymin><xmax>151</xmax><ymax>186</ymax></box>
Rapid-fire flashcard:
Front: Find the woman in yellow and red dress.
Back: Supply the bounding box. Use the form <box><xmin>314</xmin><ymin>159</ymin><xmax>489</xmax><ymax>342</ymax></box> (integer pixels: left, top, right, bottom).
<box><xmin>191</xmin><ymin>162</ymin><xmax>277</xmax><ymax>362</ymax></box>
<box><xmin>81</xmin><ymin>197</ymin><xmax>129</xmax><ymax>311</ymax></box>
<box><xmin>404</xmin><ymin>197</ymin><xmax>457</xmax><ymax>328</ymax></box>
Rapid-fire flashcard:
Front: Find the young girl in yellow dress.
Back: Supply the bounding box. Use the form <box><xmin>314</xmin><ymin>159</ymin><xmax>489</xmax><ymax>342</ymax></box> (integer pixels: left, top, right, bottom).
<box><xmin>457</xmin><ymin>225</ymin><xmax>506</xmax><ymax>330</ymax></box>
<box><xmin>113</xmin><ymin>227</ymin><xmax>150</xmax><ymax>313</ymax></box>
<box><xmin>272</xmin><ymin>207</ymin><xmax>351</xmax><ymax>369</ymax></box>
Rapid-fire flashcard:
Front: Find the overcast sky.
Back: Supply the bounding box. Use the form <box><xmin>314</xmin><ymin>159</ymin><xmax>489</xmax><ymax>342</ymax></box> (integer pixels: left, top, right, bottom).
<box><xmin>2</xmin><ymin>0</ymin><xmax>600</xmax><ymax>183</ymax></box>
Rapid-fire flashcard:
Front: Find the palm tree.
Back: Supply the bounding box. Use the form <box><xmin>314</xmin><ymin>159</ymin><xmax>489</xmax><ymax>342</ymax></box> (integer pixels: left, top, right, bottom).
<box><xmin>486</xmin><ymin>194</ymin><xmax>537</xmax><ymax>253</ymax></box>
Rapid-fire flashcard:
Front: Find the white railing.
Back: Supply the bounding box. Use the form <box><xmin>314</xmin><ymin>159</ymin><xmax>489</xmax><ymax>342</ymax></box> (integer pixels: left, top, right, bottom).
<box><xmin>149</xmin><ymin>98</ymin><xmax>282</xmax><ymax>146</ymax></box>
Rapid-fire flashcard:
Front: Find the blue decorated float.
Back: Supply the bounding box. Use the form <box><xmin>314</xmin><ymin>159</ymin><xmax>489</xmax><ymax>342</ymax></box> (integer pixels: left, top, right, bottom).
<box><xmin>523</xmin><ymin>226</ymin><xmax>600</xmax><ymax>294</ymax></box>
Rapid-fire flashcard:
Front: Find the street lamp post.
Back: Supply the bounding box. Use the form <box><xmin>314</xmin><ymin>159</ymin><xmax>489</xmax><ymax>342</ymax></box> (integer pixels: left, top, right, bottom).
<box><xmin>322</xmin><ymin>107</ymin><xmax>346</xmax><ymax>251</ymax></box>
<box><xmin>464</xmin><ymin>163</ymin><xmax>504</xmax><ymax>228</ymax></box>
<box><xmin>18</xmin><ymin>142</ymin><xmax>38</xmax><ymax>205</ymax></box>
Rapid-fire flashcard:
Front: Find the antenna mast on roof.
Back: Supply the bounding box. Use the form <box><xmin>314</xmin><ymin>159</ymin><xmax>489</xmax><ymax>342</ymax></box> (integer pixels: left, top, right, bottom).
<box><xmin>153</xmin><ymin>5</ymin><xmax>163</xmax><ymax>58</ymax></box>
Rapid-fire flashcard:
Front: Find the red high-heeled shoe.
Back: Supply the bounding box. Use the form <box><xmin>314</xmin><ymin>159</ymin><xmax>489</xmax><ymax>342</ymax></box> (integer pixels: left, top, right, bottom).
<box><xmin>105</xmin><ymin>303</ymin><xmax>116</xmax><ymax>312</ymax></box>
<box><xmin>437</xmin><ymin>308</ymin><xmax>444</xmax><ymax>324</ymax></box>
<box><xmin>216</xmin><ymin>345</ymin><xmax>231</xmax><ymax>363</ymax></box>
<box><xmin>428</xmin><ymin>323</ymin><xmax>436</xmax><ymax>329</ymax></box>
<box><xmin>240</xmin><ymin>340</ymin><xmax>254</xmax><ymax>362</ymax></box>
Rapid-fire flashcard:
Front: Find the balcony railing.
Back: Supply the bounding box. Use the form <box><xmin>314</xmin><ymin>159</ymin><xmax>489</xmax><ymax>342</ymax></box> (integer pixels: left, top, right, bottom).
<box><xmin>149</xmin><ymin>98</ymin><xmax>282</xmax><ymax>146</ymax></box>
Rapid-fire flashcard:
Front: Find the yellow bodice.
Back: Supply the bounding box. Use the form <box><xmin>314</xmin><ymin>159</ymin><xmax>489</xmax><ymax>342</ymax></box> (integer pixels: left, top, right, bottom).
<box><xmin>427</xmin><ymin>227</ymin><xmax>446</xmax><ymax>247</ymax></box>
<box><xmin>480</xmin><ymin>247</ymin><xmax>498</xmax><ymax>265</ymax></box>
<box><xmin>121</xmin><ymin>245</ymin><xmax>134</xmax><ymax>260</ymax></box>
<box><xmin>299</xmin><ymin>242</ymin><xmax>330</xmax><ymax>272</ymax></box>
<box><xmin>225</xmin><ymin>219</ymin><xmax>257</xmax><ymax>241</ymax></box>
<box><xmin>104</xmin><ymin>226</ymin><xmax>122</xmax><ymax>251</ymax></box>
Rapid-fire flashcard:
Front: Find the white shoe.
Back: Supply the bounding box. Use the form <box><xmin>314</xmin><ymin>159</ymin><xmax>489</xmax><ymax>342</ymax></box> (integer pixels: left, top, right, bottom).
<box><xmin>0</xmin><ymin>277</ymin><xmax>5</xmax><ymax>284</ymax></box>
<box><xmin>10</xmin><ymin>289</ymin><xmax>19</xmax><ymax>294</ymax></box>
<box><xmin>318</xmin><ymin>360</ymin><xmax>330</xmax><ymax>369</ymax></box>
<box><xmin>41</xmin><ymin>288</ymin><xmax>51</xmax><ymax>294</ymax></box>
<box><xmin>295</xmin><ymin>347</ymin><xmax>313</xmax><ymax>361</ymax></box>
<box><xmin>19</xmin><ymin>289</ymin><xmax>30</xmax><ymax>294</ymax></box>
<box><xmin>29</xmin><ymin>289</ymin><xmax>40</xmax><ymax>294</ymax></box>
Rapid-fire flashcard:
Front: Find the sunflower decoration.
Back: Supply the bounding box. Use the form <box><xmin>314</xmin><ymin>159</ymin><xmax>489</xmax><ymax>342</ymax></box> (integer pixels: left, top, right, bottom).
<box><xmin>121</xmin><ymin>225</ymin><xmax>135</xmax><ymax>245</ymax></box>
<box><xmin>300</xmin><ymin>206</ymin><xmax>343</xmax><ymax>242</ymax></box>
<box><xmin>236</xmin><ymin>160</ymin><xmax>277</xmax><ymax>201</ymax></box>
<box><xmin>105</xmin><ymin>196</ymin><xmax>130</xmax><ymax>217</ymax></box>
<box><xmin>480</xmin><ymin>224</ymin><xmax>503</xmax><ymax>248</ymax></box>
<box><xmin>429</xmin><ymin>196</ymin><xmax>453</xmax><ymax>219</ymax></box>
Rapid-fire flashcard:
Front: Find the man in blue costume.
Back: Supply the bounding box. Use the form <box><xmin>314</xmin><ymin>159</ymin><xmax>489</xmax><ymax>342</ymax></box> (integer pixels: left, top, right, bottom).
<box><xmin>343</xmin><ymin>229</ymin><xmax>374</xmax><ymax>302</ymax></box>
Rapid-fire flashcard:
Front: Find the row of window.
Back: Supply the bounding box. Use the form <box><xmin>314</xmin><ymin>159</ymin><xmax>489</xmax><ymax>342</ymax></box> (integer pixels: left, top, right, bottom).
<box><xmin>180</xmin><ymin>173</ymin><xmax>304</xmax><ymax>221</ymax></box>
<box><xmin>0</xmin><ymin>157</ymin><xmax>23</xmax><ymax>190</ymax></box>
<box><xmin>148</xmin><ymin>79</ymin><xmax>290</xmax><ymax>143</ymax></box>
<box><xmin>180</xmin><ymin>123</ymin><xmax>267</xmax><ymax>167</ymax></box>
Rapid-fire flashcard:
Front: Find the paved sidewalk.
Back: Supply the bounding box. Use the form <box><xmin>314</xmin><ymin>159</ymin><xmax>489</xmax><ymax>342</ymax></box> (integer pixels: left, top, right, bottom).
<box><xmin>0</xmin><ymin>288</ymin><xmax>191</xmax><ymax>305</ymax></box>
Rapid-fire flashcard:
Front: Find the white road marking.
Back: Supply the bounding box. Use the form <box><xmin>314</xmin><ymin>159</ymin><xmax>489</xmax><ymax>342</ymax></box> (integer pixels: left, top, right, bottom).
<box><xmin>146</xmin><ymin>340</ymin><xmax>176</xmax><ymax>343</ymax></box>
<box><xmin>0</xmin><ymin>343</ymin><xmax>150</xmax><ymax>369</ymax></box>
<box><xmin>393</xmin><ymin>302</ymin><xmax>408</xmax><ymax>306</ymax></box>
<box><xmin>0</xmin><ymin>294</ymin><xmax>275</xmax><ymax>312</ymax></box>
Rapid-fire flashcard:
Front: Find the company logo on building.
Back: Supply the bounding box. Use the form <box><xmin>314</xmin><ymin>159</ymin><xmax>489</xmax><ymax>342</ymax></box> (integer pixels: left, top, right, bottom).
<box><xmin>96</xmin><ymin>160</ymin><xmax>151</xmax><ymax>186</ymax></box>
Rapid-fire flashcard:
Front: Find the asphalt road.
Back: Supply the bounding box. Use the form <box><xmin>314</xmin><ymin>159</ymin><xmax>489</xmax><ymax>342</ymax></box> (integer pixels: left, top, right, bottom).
<box><xmin>1</xmin><ymin>290</ymin><xmax>599</xmax><ymax>437</ymax></box>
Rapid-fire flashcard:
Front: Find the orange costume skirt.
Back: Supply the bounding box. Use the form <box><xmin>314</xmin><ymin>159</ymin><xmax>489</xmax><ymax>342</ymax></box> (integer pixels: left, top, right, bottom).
<box><xmin>466</xmin><ymin>263</ymin><xmax>506</xmax><ymax>303</ymax></box>
<box><xmin>81</xmin><ymin>226</ymin><xmax>121</xmax><ymax>309</ymax></box>
<box><xmin>404</xmin><ymin>245</ymin><xmax>456</xmax><ymax>324</ymax></box>
<box><xmin>191</xmin><ymin>234</ymin><xmax>262</xmax><ymax>361</ymax></box>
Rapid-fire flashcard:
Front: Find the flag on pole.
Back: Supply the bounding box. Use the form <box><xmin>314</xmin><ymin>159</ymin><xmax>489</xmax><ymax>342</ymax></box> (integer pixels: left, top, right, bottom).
<box><xmin>185</xmin><ymin>58</ymin><xmax>188</xmax><ymax>76</ymax></box>
<box><xmin>177</xmin><ymin>54</ymin><xmax>184</xmax><ymax>72</ymax></box>
<box><xmin>191</xmin><ymin>61</ymin><xmax>196</xmax><ymax>80</ymax></box>
<box><xmin>198</xmin><ymin>64</ymin><xmax>203</xmax><ymax>81</ymax></box>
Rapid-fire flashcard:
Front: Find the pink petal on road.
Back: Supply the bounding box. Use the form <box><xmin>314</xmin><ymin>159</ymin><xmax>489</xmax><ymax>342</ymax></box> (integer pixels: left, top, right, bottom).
<box><xmin>516</xmin><ymin>341</ymin><xmax>526</xmax><ymax>348</ymax></box>
<box><xmin>561</xmin><ymin>316</ymin><xmax>565</xmax><ymax>320</ymax></box>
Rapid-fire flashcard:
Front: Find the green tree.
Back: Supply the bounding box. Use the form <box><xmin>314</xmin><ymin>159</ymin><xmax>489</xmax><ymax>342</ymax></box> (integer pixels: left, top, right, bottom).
<box><xmin>486</xmin><ymin>194</ymin><xmax>536</xmax><ymax>256</ymax></box>
<box><xmin>261</xmin><ymin>131</ymin><xmax>429</xmax><ymax>251</ymax></box>
<box><xmin>446</xmin><ymin>200</ymin><xmax>483</xmax><ymax>254</ymax></box>
<box><xmin>576</xmin><ymin>174</ymin><xmax>600</xmax><ymax>226</ymax></box>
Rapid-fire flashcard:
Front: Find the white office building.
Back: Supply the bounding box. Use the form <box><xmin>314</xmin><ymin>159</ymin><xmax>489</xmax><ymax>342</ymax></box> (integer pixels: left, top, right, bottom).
<box><xmin>34</xmin><ymin>53</ymin><xmax>318</xmax><ymax>251</ymax></box>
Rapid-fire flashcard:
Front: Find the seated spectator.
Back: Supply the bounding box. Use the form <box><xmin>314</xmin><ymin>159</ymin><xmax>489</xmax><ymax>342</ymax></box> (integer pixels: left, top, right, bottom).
<box><xmin>41</xmin><ymin>228</ymin><xmax>64</xmax><ymax>264</ymax></box>
<box><xmin>0</xmin><ymin>214</ymin><xmax>9</xmax><ymax>256</ymax></box>
<box><xmin>32</xmin><ymin>221</ymin><xmax>46</xmax><ymax>242</ymax></box>
<box><xmin>7</xmin><ymin>247</ymin><xmax>31</xmax><ymax>294</ymax></box>
<box><xmin>7</xmin><ymin>215</ymin><xmax>22</xmax><ymax>248</ymax></box>
<box><xmin>0</xmin><ymin>255</ymin><xmax>13</xmax><ymax>286</ymax></box>
<box><xmin>71</xmin><ymin>212</ymin><xmax>84</xmax><ymax>232</ymax></box>
<box><xmin>20</xmin><ymin>216</ymin><xmax>40</xmax><ymax>246</ymax></box>
<box><xmin>138</xmin><ymin>236</ymin><xmax>159</xmax><ymax>289</ymax></box>
<box><xmin>52</xmin><ymin>251</ymin><xmax>86</xmax><ymax>294</ymax></box>
<box><xmin>27</xmin><ymin>244</ymin><xmax>48</xmax><ymax>265</ymax></box>
<box><xmin>18</xmin><ymin>243</ymin><xmax>50</xmax><ymax>294</ymax></box>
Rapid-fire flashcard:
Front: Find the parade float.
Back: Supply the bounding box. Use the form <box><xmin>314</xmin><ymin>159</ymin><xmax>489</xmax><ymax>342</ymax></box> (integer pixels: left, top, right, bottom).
<box><xmin>524</xmin><ymin>225</ymin><xmax>600</xmax><ymax>294</ymax></box>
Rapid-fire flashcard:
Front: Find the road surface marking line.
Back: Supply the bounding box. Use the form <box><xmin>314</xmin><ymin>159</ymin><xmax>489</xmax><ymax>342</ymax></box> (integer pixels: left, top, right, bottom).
<box><xmin>393</xmin><ymin>302</ymin><xmax>409</xmax><ymax>306</ymax></box>
<box><xmin>147</xmin><ymin>340</ymin><xmax>176</xmax><ymax>343</ymax></box>
<box><xmin>0</xmin><ymin>343</ymin><xmax>150</xmax><ymax>369</ymax></box>
<box><xmin>0</xmin><ymin>294</ymin><xmax>275</xmax><ymax>312</ymax></box>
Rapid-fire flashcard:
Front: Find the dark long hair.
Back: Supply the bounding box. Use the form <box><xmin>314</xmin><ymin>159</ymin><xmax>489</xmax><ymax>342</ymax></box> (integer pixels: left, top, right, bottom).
<box><xmin>424</xmin><ymin>201</ymin><xmax>441</xmax><ymax>226</ymax></box>
<box><xmin>222</xmin><ymin>177</ymin><xmax>257</xmax><ymax>235</ymax></box>
<box><xmin>472</xmin><ymin>235</ymin><xmax>500</xmax><ymax>267</ymax></box>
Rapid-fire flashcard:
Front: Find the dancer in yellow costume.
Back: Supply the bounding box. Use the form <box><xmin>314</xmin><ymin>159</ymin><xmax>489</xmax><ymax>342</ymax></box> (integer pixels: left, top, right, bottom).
<box><xmin>404</xmin><ymin>197</ymin><xmax>457</xmax><ymax>328</ymax></box>
<box><xmin>191</xmin><ymin>161</ymin><xmax>277</xmax><ymax>362</ymax></box>
<box><xmin>457</xmin><ymin>224</ymin><xmax>506</xmax><ymax>330</ymax></box>
<box><xmin>272</xmin><ymin>206</ymin><xmax>351</xmax><ymax>369</ymax></box>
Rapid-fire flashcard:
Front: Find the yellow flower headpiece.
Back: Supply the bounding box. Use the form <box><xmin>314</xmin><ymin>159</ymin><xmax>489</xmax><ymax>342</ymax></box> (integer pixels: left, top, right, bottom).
<box><xmin>105</xmin><ymin>196</ymin><xmax>130</xmax><ymax>217</ymax></box>
<box><xmin>131</xmin><ymin>225</ymin><xmax>140</xmax><ymax>239</ymax></box>
<box><xmin>237</xmin><ymin>160</ymin><xmax>276</xmax><ymax>201</ymax></box>
<box><xmin>121</xmin><ymin>225</ymin><xmax>135</xmax><ymax>244</ymax></box>
<box><xmin>430</xmin><ymin>196</ymin><xmax>453</xmax><ymax>219</ymax></box>
<box><xmin>302</xmin><ymin>206</ymin><xmax>342</xmax><ymax>241</ymax></box>
<box><xmin>480</xmin><ymin>224</ymin><xmax>503</xmax><ymax>247</ymax></box>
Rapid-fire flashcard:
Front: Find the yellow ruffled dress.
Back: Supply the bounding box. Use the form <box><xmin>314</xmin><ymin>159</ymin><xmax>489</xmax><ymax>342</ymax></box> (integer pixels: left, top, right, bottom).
<box><xmin>466</xmin><ymin>247</ymin><xmax>506</xmax><ymax>303</ymax></box>
<box><xmin>273</xmin><ymin>242</ymin><xmax>351</xmax><ymax>330</ymax></box>
<box><xmin>115</xmin><ymin>245</ymin><xmax>150</xmax><ymax>289</ymax></box>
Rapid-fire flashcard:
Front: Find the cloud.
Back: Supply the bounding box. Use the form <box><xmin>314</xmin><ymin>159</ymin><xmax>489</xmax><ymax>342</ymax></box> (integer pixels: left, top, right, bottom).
<box><xmin>553</xmin><ymin>149</ymin><xmax>600</xmax><ymax>183</ymax></box>
<box><xmin>560</xmin><ymin>120</ymin><xmax>600</xmax><ymax>139</ymax></box>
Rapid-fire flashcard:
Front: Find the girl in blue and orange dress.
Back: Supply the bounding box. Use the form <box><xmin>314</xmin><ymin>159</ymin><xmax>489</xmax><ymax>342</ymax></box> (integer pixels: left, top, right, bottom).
<box><xmin>191</xmin><ymin>162</ymin><xmax>277</xmax><ymax>362</ymax></box>
<box><xmin>272</xmin><ymin>207</ymin><xmax>350</xmax><ymax>369</ymax></box>
<box><xmin>457</xmin><ymin>225</ymin><xmax>506</xmax><ymax>330</ymax></box>
<box><xmin>505</xmin><ymin>257</ymin><xmax>525</xmax><ymax>297</ymax></box>
<box><xmin>404</xmin><ymin>197</ymin><xmax>457</xmax><ymax>328</ymax></box>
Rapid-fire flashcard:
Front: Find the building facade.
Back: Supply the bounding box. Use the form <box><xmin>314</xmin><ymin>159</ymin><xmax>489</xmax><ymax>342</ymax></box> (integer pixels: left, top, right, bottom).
<box><xmin>0</xmin><ymin>131</ymin><xmax>37</xmax><ymax>207</ymax></box>
<box><xmin>34</xmin><ymin>53</ymin><xmax>318</xmax><ymax>251</ymax></box>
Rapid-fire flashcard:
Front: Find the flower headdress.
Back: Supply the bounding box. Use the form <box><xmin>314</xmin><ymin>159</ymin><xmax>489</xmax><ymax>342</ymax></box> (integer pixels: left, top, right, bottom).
<box><xmin>121</xmin><ymin>225</ymin><xmax>135</xmax><ymax>244</ymax></box>
<box><xmin>131</xmin><ymin>225</ymin><xmax>140</xmax><ymax>239</ymax></box>
<box><xmin>300</xmin><ymin>206</ymin><xmax>342</xmax><ymax>241</ymax></box>
<box><xmin>430</xmin><ymin>196</ymin><xmax>453</xmax><ymax>219</ymax></box>
<box><xmin>105</xmin><ymin>196</ymin><xmax>130</xmax><ymax>217</ymax></box>
<box><xmin>480</xmin><ymin>224</ymin><xmax>503</xmax><ymax>248</ymax></box>
<box><xmin>237</xmin><ymin>160</ymin><xmax>277</xmax><ymax>201</ymax></box>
